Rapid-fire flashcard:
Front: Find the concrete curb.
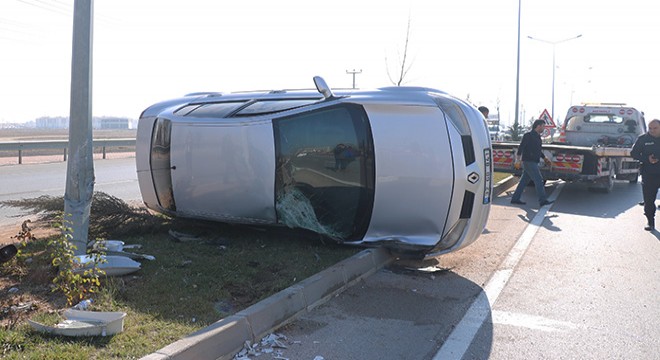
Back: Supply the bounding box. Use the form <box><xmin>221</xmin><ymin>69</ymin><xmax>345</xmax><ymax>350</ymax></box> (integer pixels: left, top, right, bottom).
<box><xmin>140</xmin><ymin>248</ymin><xmax>394</xmax><ymax>360</ymax></box>
<box><xmin>141</xmin><ymin>176</ymin><xmax>516</xmax><ymax>360</ymax></box>
<box><xmin>493</xmin><ymin>175</ymin><xmax>517</xmax><ymax>197</ymax></box>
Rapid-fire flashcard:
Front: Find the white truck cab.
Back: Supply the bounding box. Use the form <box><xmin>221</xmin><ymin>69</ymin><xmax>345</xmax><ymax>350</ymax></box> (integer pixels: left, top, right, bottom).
<box><xmin>560</xmin><ymin>103</ymin><xmax>646</xmax><ymax>147</ymax></box>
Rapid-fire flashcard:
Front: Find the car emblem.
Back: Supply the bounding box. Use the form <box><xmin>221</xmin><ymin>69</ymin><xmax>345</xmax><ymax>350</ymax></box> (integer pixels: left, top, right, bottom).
<box><xmin>468</xmin><ymin>172</ymin><xmax>480</xmax><ymax>184</ymax></box>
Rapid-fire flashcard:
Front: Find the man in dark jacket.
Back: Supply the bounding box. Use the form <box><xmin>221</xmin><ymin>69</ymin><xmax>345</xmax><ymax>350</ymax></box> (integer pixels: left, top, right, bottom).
<box><xmin>511</xmin><ymin>119</ymin><xmax>554</xmax><ymax>207</ymax></box>
<box><xmin>630</xmin><ymin>119</ymin><xmax>660</xmax><ymax>230</ymax></box>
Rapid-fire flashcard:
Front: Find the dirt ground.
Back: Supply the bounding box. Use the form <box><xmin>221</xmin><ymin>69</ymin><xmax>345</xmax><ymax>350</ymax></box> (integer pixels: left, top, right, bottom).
<box><xmin>1</xmin><ymin>219</ymin><xmax>56</xmax><ymax>246</ymax></box>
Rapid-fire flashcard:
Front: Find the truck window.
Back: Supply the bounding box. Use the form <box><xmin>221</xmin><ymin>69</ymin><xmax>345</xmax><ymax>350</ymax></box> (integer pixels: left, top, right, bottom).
<box><xmin>583</xmin><ymin>114</ymin><xmax>624</xmax><ymax>124</ymax></box>
<box><xmin>272</xmin><ymin>104</ymin><xmax>375</xmax><ymax>241</ymax></box>
<box><xmin>565</xmin><ymin>114</ymin><xmax>625</xmax><ymax>130</ymax></box>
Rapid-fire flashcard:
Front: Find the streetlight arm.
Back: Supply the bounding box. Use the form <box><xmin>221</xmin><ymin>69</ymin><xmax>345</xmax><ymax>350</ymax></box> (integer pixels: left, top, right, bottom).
<box><xmin>526</xmin><ymin>34</ymin><xmax>582</xmax><ymax>122</ymax></box>
<box><xmin>528</xmin><ymin>34</ymin><xmax>582</xmax><ymax>45</ymax></box>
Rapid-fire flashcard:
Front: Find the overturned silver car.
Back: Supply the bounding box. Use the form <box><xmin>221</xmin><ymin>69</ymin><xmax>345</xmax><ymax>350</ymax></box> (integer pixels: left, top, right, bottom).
<box><xmin>136</xmin><ymin>77</ymin><xmax>492</xmax><ymax>258</ymax></box>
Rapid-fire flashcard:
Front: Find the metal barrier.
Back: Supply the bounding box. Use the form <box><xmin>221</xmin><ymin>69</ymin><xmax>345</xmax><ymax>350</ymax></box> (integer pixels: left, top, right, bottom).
<box><xmin>0</xmin><ymin>138</ymin><xmax>136</xmax><ymax>164</ymax></box>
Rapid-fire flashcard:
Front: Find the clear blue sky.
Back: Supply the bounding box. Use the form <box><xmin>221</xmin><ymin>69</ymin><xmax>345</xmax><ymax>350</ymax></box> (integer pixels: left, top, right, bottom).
<box><xmin>1</xmin><ymin>0</ymin><xmax>658</xmax><ymax>126</ymax></box>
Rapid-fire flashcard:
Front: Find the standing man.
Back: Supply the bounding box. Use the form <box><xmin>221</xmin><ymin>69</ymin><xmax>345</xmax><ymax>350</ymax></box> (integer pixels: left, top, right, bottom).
<box><xmin>511</xmin><ymin>119</ymin><xmax>554</xmax><ymax>207</ymax></box>
<box><xmin>630</xmin><ymin>119</ymin><xmax>660</xmax><ymax>231</ymax></box>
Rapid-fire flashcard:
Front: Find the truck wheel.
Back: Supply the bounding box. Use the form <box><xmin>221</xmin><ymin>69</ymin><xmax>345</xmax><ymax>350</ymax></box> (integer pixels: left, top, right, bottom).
<box><xmin>604</xmin><ymin>173</ymin><xmax>614</xmax><ymax>193</ymax></box>
<box><xmin>589</xmin><ymin>172</ymin><xmax>615</xmax><ymax>193</ymax></box>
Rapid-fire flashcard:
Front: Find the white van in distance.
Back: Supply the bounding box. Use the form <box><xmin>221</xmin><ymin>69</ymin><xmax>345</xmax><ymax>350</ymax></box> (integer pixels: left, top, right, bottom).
<box><xmin>136</xmin><ymin>77</ymin><xmax>492</xmax><ymax>258</ymax></box>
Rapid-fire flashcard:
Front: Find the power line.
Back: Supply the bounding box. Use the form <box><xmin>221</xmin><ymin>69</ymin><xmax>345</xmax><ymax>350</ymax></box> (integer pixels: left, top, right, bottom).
<box><xmin>33</xmin><ymin>0</ymin><xmax>71</xmax><ymax>11</ymax></box>
<box><xmin>0</xmin><ymin>17</ymin><xmax>36</xmax><ymax>35</ymax></box>
<box><xmin>14</xmin><ymin>0</ymin><xmax>71</xmax><ymax>16</ymax></box>
<box><xmin>51</xmin><ymin>0</ymin><xmax>72</xmax><ymax>7</ymax></box>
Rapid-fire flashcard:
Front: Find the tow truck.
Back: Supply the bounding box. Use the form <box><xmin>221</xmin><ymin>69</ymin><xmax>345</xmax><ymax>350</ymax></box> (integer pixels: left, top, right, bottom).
<box><xmin>493</xmin><ymin>103</ymin><xmax>645</xmax><ymax>192</ymax></box>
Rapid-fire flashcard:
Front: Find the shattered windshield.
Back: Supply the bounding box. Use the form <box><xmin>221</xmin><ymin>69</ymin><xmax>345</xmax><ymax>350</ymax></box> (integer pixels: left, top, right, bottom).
<box><xmin>273</xmin><ymin>104</ymin><xmax>375</xmax><ymax>241</ymax></box>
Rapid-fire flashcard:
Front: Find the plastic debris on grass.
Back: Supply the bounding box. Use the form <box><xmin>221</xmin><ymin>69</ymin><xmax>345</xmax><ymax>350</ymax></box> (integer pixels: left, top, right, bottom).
<box><xmin>28</xmin><ymin>309</ymin><xmax>126</xmax><ymax>337</ymax></box>
<box><xmin>88</xmin><ymin>240</ymin><xmax>156</xmax><ymax>261</ymax></box>
<box><xmin>73</xmin><ymin>255</ymin><xmax>141</xmax><ymax>276</ymax></box>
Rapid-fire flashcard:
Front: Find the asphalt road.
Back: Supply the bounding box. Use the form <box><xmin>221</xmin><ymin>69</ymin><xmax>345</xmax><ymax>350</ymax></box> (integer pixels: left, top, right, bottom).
<box><xmin>271</xmin><ymin>180</ymin><xmax>660</xmax><ymax>360</ymax></box>
<box><xmin>0</xmin><ymin>157</ymin><xmax>140</xmax><ymax>227</ymax></box>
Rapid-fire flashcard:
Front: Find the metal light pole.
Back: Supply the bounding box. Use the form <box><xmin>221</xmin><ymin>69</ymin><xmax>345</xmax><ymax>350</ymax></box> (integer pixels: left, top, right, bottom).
<box><xmin>527</xmin><ymin>34</ymin><xmax>582</xmax><ymax>121</ymax></box>
<box><xmin>514</xmin><ymin>0</ymin><xmax>521</xmax><ymax>139</ymax></box>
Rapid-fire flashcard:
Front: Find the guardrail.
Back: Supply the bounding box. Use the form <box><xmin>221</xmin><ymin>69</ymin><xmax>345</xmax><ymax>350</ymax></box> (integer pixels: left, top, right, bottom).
<box><xmin>0</xmin><ymin>138</ymin><xmax>136</xmax><ymax>164</ymax></box>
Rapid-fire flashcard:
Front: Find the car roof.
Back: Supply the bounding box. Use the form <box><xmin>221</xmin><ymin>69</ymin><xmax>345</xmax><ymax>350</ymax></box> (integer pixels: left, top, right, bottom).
<box><xmin>187</xmin><ymin>86</ymin><xmax>448</xmax><ymax>104</ymax></box>
<box><xmin>141</xmin><ymin>85</ymin><xmax>454</xmax><ymax>119</ymax></box>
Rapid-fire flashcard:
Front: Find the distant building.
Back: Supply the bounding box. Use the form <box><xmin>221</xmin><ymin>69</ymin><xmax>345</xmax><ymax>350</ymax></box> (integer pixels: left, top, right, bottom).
<box><xmin>34</xmin><ymin>116</ymin><xmax>134</xmax><ymax>130</ymax></box>
<box><xmin>36</xmin><ymin>116</ymin><xmax>68</xmax><ymax>129</ymax></box>
<box><xmin>93</xmin><ymin>117</ymin><xmax>129</xmax><ymax>129</ymax></box>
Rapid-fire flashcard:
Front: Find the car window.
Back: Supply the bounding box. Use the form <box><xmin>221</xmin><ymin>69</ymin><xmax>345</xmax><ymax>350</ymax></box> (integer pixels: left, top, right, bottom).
<box><xmin>150</xmin><ymin>118</ymin><xmax>176</xmax><ymax>211</ymax></box>
<box><xmin>273</xmin><ymin>104</ymin><xmax>374</xmax><ymax>241</ymax></box>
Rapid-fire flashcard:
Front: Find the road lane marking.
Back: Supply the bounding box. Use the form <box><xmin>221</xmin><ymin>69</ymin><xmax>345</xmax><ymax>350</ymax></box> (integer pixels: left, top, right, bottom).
<box><xmin>433</xmin><ymin>182</ymin><xmax>565</xmax><ymax>360</ymax></box>
<box><xmin>491</xmin><ymin>310</ymin><xmax>581</xmax><ymax>332</ymax></box>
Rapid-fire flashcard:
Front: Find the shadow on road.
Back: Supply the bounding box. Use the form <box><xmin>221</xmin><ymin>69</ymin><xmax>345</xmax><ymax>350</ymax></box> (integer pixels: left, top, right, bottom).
<box><xmin>500</xmin><ymin>180</ymin><xmax>642</xmax><ymax>219</ymax></box>
<box><xmin>280</xmin><ymin>259</ymin><xmax>494</xmax><ymax>359</ymax></box>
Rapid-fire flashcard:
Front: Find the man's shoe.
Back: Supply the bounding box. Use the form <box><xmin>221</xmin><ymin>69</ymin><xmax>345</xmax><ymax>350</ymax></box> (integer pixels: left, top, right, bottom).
<box><xmin>540</xmin><ymin>200</ymin><xmax>554</xmax><ymax>206</ymax></box>
<box><xmin>510</xmin><ymin>200</ymin><xmax>526</xmax><ymax>205</ymax></box>
<box><xmin>644</xmin><ymin>223</ymin><xmax>654</xmax><ymax>231</ymax></box>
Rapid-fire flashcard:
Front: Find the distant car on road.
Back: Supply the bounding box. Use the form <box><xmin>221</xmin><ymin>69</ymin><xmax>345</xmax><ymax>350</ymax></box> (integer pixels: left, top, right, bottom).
<box><xmin>488</xmin><ymin>123</ymin><xmax>501</xmax><ymax>142</ymax></box>
<box><xmin>136</xmin><ymin>77</ymin><xmax>492</xmax><ymax>258</ymax></box>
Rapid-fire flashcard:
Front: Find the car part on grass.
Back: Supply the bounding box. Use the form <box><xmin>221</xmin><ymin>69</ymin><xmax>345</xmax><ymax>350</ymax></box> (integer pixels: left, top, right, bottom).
<box><xmin>73</xmin><ymin>255</ymin><xmax>141</xmax><ymax>276</ymax></box>
<box><xmin>88</xmin><ymin>240</ymin><xmax>155</xmax><ymax>261</ymax></box>
<box><xmin>0</xmin><ymin>244</ymin><xmax>18</xmax><ymax>263</ymax></box>
<box><xmin>28</xmin><ymin>309</ymin><xmax>126</xmax><ymax>337</ymax></box>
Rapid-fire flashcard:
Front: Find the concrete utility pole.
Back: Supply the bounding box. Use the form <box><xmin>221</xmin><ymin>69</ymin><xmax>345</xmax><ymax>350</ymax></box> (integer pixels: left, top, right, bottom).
<box><xmin>346</xmin><ymin>69</ymin><xmax>362</xmax><ymax>89</ymax></box>
<box><xmin>64</xmin><ymin>0</ymin><xmax>94</xmax><ymax>255</ymax></box>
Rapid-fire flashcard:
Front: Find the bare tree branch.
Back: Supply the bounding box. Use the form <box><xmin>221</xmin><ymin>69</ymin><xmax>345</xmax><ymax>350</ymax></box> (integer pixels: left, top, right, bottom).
<box><xmin>386</xmin><ymin>15</ymin><xmax>414</xmax><ymax>86</ymax></box>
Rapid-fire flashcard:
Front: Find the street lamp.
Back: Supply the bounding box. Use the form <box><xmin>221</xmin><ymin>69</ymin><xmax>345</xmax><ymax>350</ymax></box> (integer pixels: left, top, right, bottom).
<box><xmin>346</xmin><ymin>69</ymin><xmax>362</xmax><ymax>89</ymax></box>
<box><xmin>527</xmin><ymin>34</ymin><xmax>582</xmax><ymax>121</ymax></box>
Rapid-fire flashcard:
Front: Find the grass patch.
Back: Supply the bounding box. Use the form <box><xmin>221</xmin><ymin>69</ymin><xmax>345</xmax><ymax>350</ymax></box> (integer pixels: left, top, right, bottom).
<box><xmin>0</xmin><ymin>193</ymin><xmax>359</xmax><ymax>359</ymax></box>
<box><xmin>493</xmin><ymin>172</ymin><xmax>511</xmax><ymax>185</ymax></box>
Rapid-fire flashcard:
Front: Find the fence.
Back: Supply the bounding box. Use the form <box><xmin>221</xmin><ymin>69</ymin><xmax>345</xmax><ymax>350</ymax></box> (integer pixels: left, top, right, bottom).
<box><xmin>0</xmin><ymin>138</ymin><xmax>136</xmax><ymax>164</ymax></box>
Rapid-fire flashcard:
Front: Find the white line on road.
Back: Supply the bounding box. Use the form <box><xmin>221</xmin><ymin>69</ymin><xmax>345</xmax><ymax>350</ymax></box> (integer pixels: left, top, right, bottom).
<box><xmin>491</xmin><ymin>310</ymin><xmax>582</xmax><ymax>332</ymax></box>
<box><xmin>433</xmin><ymin>182</ymin><xmax>565</xmax><ymax>360</ymax></box>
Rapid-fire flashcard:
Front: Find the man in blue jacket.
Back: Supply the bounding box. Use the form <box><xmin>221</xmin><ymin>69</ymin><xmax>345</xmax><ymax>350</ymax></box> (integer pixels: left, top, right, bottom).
<box><xmin>511</xmin><ymin>119</ymin><xmax>554</xmax><ymax>207</ymax></box>
<box><xmin>630</xmin><ymin>119</ymin><xmax>660</xmax><ymax>231</ymax></box>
